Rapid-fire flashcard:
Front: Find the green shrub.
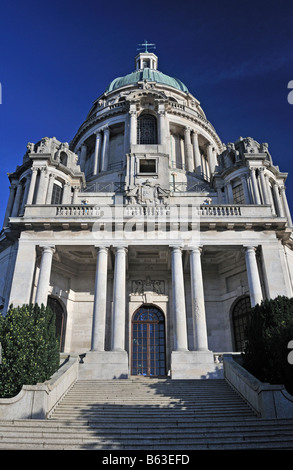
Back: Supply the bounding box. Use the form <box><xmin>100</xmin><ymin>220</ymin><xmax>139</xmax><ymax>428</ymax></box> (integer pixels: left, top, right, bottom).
<box><xmin>243</xmin><ymin>296</ymin><xmax>293</xmax><ymax>395</ymax></box>
<box><xmin>0</xmin><ymin>304</ymin><xmax>60</xmax><ymax>398</ymax></box>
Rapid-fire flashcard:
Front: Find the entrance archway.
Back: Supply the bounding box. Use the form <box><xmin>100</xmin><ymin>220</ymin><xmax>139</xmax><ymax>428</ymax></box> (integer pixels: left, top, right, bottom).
<box><xmin>231</xmin><ymin>295</ymin><xmax>252</xmax><ymax>352</ymax></box>
<box><xmin>47</xmin><ymin>296</ymin><xmax>66</xmax><ymax>352</ymax></box>
<box><xmin>131</xmin><ymin>305</ymin><xmax>166</xmax><ymax>376</ymax></box>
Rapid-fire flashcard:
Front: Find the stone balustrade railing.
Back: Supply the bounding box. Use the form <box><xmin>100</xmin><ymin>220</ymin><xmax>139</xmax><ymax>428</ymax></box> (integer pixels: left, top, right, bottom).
<box><xmin>200</xmin><ymin>205</ymin><xmax>241</xmax><ymax>216</ymax></box>
<box><xmin>56</xmin><ymin>205</ymin><xmax>101</xmax><ymax>217</ymax></box>
<box><xmin>17</xmin><ymin>204</ymin><xmax>282</xmax><ymax>231</ymax></box>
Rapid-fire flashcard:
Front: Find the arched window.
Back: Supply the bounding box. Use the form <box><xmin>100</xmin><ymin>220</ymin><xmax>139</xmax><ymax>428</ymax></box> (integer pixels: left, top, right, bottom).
<box><xmin>232</xmin><ymin>296</ymin><xmax>252</xmax><ymax>351</ymax></box>
<box><xmin>137</xmin><ymin>114</ymin><xmax>157</xmax><ymax>145</ymax></box>
<box><xmin>47</xmin><ymin>296</ymin><xmax>66</xmax><ymax>351</ymax></box>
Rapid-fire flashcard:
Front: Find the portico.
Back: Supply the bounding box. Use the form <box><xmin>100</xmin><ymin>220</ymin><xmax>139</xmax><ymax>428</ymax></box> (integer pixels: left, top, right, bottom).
<box><xmin>7</xmin><ymin>227</ymin><xmax>276</xmax><ymax>379</ymax></box>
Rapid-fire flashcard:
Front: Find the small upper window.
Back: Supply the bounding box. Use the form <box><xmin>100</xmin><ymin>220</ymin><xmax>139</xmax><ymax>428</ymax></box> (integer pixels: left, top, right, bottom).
<box><xmin>139</xmin><ymin>159</ymin><xmax>157</xmax><ymax>174</ymax></box>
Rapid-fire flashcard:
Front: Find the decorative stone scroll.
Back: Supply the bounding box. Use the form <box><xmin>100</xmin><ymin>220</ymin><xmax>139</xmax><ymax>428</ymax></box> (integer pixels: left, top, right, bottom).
<box><xmin>132</xmin><ymin>278</ymin><xmax>165</xmax><ymax>295</ymax></box>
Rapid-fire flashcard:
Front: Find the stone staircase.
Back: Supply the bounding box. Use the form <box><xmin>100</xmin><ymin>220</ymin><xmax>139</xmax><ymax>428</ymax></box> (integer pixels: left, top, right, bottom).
<box><xmin>1</xmin><ymin>377</ymin><xmax>293</xmax><ymax>450</ymax></box>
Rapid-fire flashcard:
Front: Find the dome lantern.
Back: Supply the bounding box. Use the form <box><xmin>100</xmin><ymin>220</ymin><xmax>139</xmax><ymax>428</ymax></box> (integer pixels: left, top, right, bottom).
<box><xmin>135</xmin><ymin>40</ymin><xmax>158</xmax><ymax>71</ymax></box>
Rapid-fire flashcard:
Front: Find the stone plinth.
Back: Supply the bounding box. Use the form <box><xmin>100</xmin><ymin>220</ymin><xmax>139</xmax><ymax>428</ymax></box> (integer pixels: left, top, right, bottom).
<box><xmin>171</xmin><ymin>351</ymin><xmax>223</xmax><ymax>379</ymax></box>
<box><xmin>78</xmin><ymin>351</ymin><xmax>129</xmax><ymax>380</ymax></box>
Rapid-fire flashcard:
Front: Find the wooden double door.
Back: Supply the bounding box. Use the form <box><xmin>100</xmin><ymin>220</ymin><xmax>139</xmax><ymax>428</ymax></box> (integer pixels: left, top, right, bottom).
<box><xmin>131</xmin><ymin>305</ymin><xmax>166</xmax><ymax>377</ymax></box>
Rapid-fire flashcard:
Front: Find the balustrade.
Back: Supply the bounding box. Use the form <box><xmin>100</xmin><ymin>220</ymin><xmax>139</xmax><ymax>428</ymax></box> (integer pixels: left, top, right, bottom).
<box><xmin>56</xmin><ymin>205</ymin><xmax>101</xmax><ymax>216</ymax></box>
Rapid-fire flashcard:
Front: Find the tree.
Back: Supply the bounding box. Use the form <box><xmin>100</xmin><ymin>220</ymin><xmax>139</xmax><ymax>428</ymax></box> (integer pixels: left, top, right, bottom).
<box><xmin>0</xmin><ymin>304</ymin><xmax>60</xmax><ymax>398</ymax></box>
<box><xmin>243</xmin><ymin>296</ymin><xmax>293</xmax><ymax>395</ymax></box>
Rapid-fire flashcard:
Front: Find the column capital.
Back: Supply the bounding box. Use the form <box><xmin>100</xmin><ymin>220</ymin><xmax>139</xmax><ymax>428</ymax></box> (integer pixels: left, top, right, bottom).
<box><xmin>112</xmin><ymin>245</ymin><xmax>128</xmax><ymax>254</ymax></box>
<box><xmin>101</xmin><ymin>125</ymin><xmax>110</xmax><ymax>134</ymax></box>
<box><xmin>39</xmin><ymin>245</ymin><xmax>55</xmax><ymax>255</ymax></box>
<box><xmin>169</xmin><ymin>244</ymin><xmax>184</xmax><ymax>252</ymax></box>
<box><xmin>188</xmin><ymin>245</ymin><xmax>203</xmax><ymax>254</ymax></box>
<box><xmin>94</xmin><ymin>245</ymin><xmax>109</xmax><ymax>254</ymax></box>
<box><xmin>243</xmin><ymin>245</ymin><xmax>258</xmax><ymax>253</ymax></box>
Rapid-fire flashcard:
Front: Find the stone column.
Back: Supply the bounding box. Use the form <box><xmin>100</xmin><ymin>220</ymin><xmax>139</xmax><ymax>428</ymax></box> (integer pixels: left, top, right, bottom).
<box><xmin>279</xmin><ymin>185</ymin><xmax>293</xmax><ymax>226</ymax></box>
<box><xmin>11</xmin><ymin>183</ymin><xmax>23</xmax><ymax>217</ymax></box>
<box><xmin>19</xmin><ymin>176</ymin><xmax>31</xmax><ymax>215</ymax></box>
<box><xmin>158</xmin><ymin>109</ymin><xmax>167</xmax><ymax>148</ymax></box>
<box><xmin>184</xmin><ymin>127</ymin><xmax>194</xmax><ymax>172</ymax></box>
<box><xmin>36</xmin><ymin>168</ymin><xmax>48</xmax><ymax>205</ymax></box>
<box><xmin>101</xmin><ymin>127</ymin><xmax>110</xmax><ymax>172</ymax></box>
<box><xmin>129</xmin><ymin>108</ymin><xmax>137</xmax><ymax>146</ymax></box>
<box><xmin>250</xmin><ymin>168</ymin><xmax>261</xmax><ymax>204</ymax></box>
<box><xmin>192</xmin><ymin>131</ymin><xmax>202</xmax><ymax>174</ymax></box>
<box><xmin>91</xmin><ymin>247</ymin><xmax>109</xmax><ymax>351</ymax></box>
<box><xmin>171</xmin><ymin>246</ymin><xmax>188</xmax><ymax>351</ymax></box>
<box><xmin>244</xmin><ymin>246</ymin><xmax>263</xmax><ymax>307</ymax></box>
<box><xmin>35</xmin><ymin>245</ymin><xmax>55</xmax><ymax>306</ymax></box>
<box><xmin>72</xmin><ymin>186</ymin><xmax>79</xmax><ymax>204</ymax></box>
<box><xmin>93</xmin><ymin>131</ymin><xmax>102</xmax><ymax>175</ymax></box>
<box><xmin>3</xmin><ymin>184</ymin><xmax>16</xmax><ymax>225</ymax></box>
<box><xmin>26</xmin><ymin>168</ymin><xmax>38</xmax><ymax>205</ymax></box>
<box><xmin>112</xmin><ymin>246</ymin><xmax>127</xmax><ymax>351</ymax></box>
<box><xmin>264</xmin><ymin>174</ymin><xmax>276</xmax><ymax>214</ymax></box>
<box><xmin>272</xmin><ymin>182</ymin><xmax>284</xmax><ymax>217</ymax></box>
<box><xmin>45</xmin><ymin>173</ymin><xmax>55</xmax><ymax>204</ymax></box>
<box><xmin>207</xmin><ymin>143</ymin><xmax>216</xmax><ymax>174</ymax></box>
<box><xmin>259</xmin><ymin>168</ymin><xmax>270</xmax><ymax>204</ymax></box>
<box><xmin>62</xmin><ymin>182</ymin><xmax>71</xmax><ymax>204</ymax></box>
<box><xmin>189</xmin><ymin>246</ymin><xmax>209</xmax><ymax>351</ymax></box>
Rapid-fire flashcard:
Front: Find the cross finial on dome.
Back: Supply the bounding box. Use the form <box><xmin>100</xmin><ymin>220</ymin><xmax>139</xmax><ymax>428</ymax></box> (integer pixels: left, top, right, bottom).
<box><xmin>135</xmin><ymin>41</ymin><xmax>158</xmax><ymax>71</ymax></box>
<box><xmin>137</xmin><ymin>40</ymin><xmax>156</xmax><ymax>53</ymax></box>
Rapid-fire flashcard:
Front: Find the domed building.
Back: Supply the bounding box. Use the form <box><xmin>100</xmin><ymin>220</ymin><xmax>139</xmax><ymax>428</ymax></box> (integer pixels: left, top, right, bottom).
<box><xmin>1</xmin><ymin>45</ymin><xmax>293</xmax><ymax>379</ymax></box>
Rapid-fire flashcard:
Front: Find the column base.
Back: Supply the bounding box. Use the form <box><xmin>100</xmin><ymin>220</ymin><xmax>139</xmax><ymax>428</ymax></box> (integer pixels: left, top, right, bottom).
<box><xmin>171</xmin><ymin>350</ymin><xmax>223</xmax><ymax>379</ymax></box>
<box><xmin>78</xmin><ymin>351</ymin><xmax>129</xmax><ymax>380</ymax></box>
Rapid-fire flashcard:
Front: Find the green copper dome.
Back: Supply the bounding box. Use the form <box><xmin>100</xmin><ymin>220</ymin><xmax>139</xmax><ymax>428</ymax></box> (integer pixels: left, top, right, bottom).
<box><xmin>105</xmin><ymin>68</ymin><xmax>189</xmax><ymax>93</ymax></box>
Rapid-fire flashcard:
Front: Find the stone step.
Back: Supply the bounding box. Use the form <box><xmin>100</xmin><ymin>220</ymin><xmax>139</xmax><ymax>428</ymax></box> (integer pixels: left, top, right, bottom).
<box><xmin>1</xmin><ymin>378</ymin><xmax>293</xmax><ymax>449</ymax></box>
<box><xmin>1</xmin><ymin>429</ymin><xmax>293</xmax><ymax>449</ymax></box>
<box><xmin>1</xmin><ymin>418</ymin><xmax>293</xmax><ymax>450</ymax></box>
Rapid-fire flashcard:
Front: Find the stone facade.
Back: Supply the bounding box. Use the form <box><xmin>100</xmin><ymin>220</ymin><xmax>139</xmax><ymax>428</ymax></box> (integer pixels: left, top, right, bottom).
<box><xmin>1</xmin><ymin>49</ymin><xmax>293</xmax><ymax>379</ymax></box>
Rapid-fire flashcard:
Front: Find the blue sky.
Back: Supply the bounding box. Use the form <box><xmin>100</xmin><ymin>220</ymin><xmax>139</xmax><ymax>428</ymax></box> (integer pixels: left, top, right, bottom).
<box><xmin>1</xmin><ymin>0</ymin><xmax>293</xmax><ymax>224</ymax></box>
